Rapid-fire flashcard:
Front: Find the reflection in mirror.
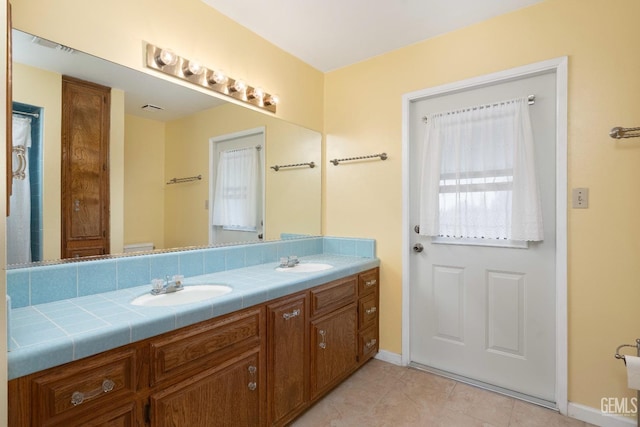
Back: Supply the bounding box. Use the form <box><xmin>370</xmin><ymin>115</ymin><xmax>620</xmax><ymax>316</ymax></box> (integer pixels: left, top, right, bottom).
<box><xmin>9</xmin><ymin>29</ymin><xmax>322</xmax><ymax>267</ymax></box>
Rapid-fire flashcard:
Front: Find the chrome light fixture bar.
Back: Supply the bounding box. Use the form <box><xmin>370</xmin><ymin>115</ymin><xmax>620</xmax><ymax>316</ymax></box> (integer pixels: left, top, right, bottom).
<box><xmin>145</xmin><ymin>44</ymin><xmax>278</xmax><ymax>113</ymax></box>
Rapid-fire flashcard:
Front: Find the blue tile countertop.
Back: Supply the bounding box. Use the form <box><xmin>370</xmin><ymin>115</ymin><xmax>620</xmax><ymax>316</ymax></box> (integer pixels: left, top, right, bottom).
<box><xmin>8</xmin><ymin>254</ymin><xmax>379</xmax><ymax>380</ymax></box>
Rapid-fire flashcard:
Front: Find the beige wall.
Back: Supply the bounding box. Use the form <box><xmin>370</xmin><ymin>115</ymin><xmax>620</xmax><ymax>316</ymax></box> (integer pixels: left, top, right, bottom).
<box><xmin>123</xmin><ymin>115</ymin><xmax>166</xmax><ymax>249</ymax></box>
<box><xmin>324</xmin><ymin>0</ymin><xmax>640</xmax><ymax>410</ymax></box>
<box><xmin>164</xmin><ymin>103</ymin><xmax>321</xmax><ymax>247</ymax></box>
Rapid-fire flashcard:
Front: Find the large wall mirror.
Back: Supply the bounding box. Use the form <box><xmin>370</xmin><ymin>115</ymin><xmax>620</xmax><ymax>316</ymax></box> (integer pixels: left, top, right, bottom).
<box><xmin>8</xmin><ymin>28</ymin><xmax>322</xmax><ymax>267</ymax></box>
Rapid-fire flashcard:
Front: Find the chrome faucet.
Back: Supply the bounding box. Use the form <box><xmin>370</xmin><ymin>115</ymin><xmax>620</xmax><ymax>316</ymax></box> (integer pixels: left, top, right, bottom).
<box><xmin>279</xmin><ymin>255</ymin><xmax>299</xmax><ymax>268</ymax></box>
<box><xmin>151</xmin><ymin>275</ymin><xmax>184</xmax><ymax>295</ymax></box>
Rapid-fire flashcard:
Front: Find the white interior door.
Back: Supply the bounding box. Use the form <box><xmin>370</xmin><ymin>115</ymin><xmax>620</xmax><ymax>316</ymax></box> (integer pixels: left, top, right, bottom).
<box><xmin>409</xmin><ymin>71</ymin><xmax>557</xmax><ymax>404</ymax></box>
<box><xmin>209</xmin><ymin>128</ymin><xmax>265</xmax><ymax>244</ymax></box>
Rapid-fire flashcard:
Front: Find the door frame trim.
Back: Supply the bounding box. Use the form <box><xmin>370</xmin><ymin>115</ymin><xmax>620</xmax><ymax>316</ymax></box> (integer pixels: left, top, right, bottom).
<box><xmin>400</xmin><ymin>57</ymin><xmax>568</xmax><ymax>414</ymax></box>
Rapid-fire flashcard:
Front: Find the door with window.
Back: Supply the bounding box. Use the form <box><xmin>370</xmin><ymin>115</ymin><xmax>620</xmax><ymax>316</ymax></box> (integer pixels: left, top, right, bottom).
<box><xmin>409</xmin><ymin>71</ymin><xmax>557</xmax><ymax>403</ymax></box>
<box><xmin>209</xmin><ymin>128</ymin><xmax>265</xmax><ymax>245</ymax></box>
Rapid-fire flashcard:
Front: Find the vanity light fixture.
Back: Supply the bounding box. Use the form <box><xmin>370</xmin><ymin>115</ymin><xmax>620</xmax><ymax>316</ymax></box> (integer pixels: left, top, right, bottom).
<box><xmin>247</xmin><ymin>87</ymin><xmax>264</xmax><ymax>101</ymax></box>
<box><xmin>209</xmin><ymin>70</ymin><xmax>228</xmax><ymax>85</ymax></box>
<box><xmin>264</xmin><ymin>94</ymin><xmax>279</xmax><ymax>106</ymax></box>
<box><xmin>145</xmin><ymin>43</ymin><xmax>277</xmax><ymax>113</ymax></box>
<box><xmin>155</xmin><ymin>48</ymin><xmax>178</xmax><ymax>67</ymax></box>
<box><xmin>229</xmin><ymin>79</ymin><xmax>246</xmax><ymax>93</ymax></box>
<box><xmin>183</xmin><ymin>60</ymin><xmax>205</xmax><ymax>77</ymax></box>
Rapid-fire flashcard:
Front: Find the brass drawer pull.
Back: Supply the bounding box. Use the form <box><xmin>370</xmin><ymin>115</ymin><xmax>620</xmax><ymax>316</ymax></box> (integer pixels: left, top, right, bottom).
<box><xmin>365</xmin><ymin>307</ymin><xmax>377</xmax><ymax>315</ymax></box>
<box><xmin>365</xmin><ymin>339</ymin><xmax>377</xmax><ymax>349</ymax></box>
<box><xmin>70</xmin><ymin>379</ymin><xmax>116</xmax><ymax>406</ymax></box>
<box><xmin>365</xmin><ymin>279</ymin><xmax>377</xmax><ymax>287</ymax></box>
<box><xmin>282</xmin><ymin>309</ymin><xmax>301</xmax><ymax>320</ymax></box>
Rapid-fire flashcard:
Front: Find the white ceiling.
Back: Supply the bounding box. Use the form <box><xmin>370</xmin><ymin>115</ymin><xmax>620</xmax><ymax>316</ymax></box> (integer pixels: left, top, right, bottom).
<box><xmin>201</xmin><ymin>0</ymin><xmax>544</xmax><ymax>72</ymax></box>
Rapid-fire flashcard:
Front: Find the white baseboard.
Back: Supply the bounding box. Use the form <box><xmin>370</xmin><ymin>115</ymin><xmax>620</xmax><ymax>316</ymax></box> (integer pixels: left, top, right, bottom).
<box><xmin>374</xmin><ymin>350</ymin><xmax>404</xmax><ymax>366</ymax></box>
<box><xmin>567</xmin><ymin>402</ymin><xmax>636</xmax><ymax>427</ymax></box>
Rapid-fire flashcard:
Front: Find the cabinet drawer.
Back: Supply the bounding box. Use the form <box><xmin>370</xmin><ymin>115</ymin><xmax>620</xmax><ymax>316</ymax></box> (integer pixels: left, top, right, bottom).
<box><xmin>358</xmin><ymin>269</ymin><xmax>379</xmax><ymax>297</ymax></box>
<box><xmin>358</xmin><ymin>293</ymin><xmax>378</xmax><ymax>330</ymax></box>
<box><xmin>151</xmin><ymin>307</ymin><xmax>263</xmax><ymax>385</ymax></box>
<box><xmin>310</xmin><ymin>276</ymin><xmax>357</xmax><ymax>318</ymax></box>
<box><xmin>32</xmin><ymin>347</ymin><xmax>137</xmax><ymax>425</ymax></box>
<box><xmin>358</xmin><ymin>324</ymin><xmax>379</xmax><ymax>362</ymax></box>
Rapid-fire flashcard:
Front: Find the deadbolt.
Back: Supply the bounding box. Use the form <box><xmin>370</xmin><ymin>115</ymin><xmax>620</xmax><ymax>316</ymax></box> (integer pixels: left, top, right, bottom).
<box><xmin>414</xmin><ymin>225</ymin><xmax>420</xmax><ymax>234</ymax></box>
<box><xmin>413</xmin><ymin>243</ymin><xmax>424</xmax><ymax>253</ymax></box>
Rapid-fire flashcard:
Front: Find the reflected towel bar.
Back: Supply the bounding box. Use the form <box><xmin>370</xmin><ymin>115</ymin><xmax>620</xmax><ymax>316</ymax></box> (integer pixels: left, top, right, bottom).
<box><xmin>610</xmin><ymin>126</ymin><xmax>640</xmax><ymax>139</ymax></box>
<box><xmin>166</xmin><ymin>175</ymin><xmax>202</xmax><ymax>185</ymax></box>
<box><xmin>270</xmin><ymin>162</ymin><xmax>315</xmax><ymax>172</ymax></box>
<box><xmin>330</xmin><ymin>153</ymin><xmax>388</xmax><ymax>166</ymax></box>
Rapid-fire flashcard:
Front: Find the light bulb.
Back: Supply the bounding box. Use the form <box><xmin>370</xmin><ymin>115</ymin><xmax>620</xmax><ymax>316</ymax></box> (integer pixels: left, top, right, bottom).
<box><xmin>156</xmin><ymin>48</ymin><xmax>178</xmax><ymax>67</ymax></box>
<box><xmin>230</xmin><ymin>79</ymin><xmax>246</xmax><ymax>93</ymax></box>
<box><xmin>184</xmin><ymin>60</ymin><xmax>204</xmax><ymax>76</ymax></box>
<box><xmin>264</xmin><ymin>94</ymin><xmax>279</xmax><ymax>106</ymax></box>
<box><xmin>248</xmin><ymin>87</ymin><xmax>264</xmax><ymax>100</ymax></box>
<box><xmin>209</xmin><ymin>70</ymin><xmax>228</xmax><ymax>85</ymax></box>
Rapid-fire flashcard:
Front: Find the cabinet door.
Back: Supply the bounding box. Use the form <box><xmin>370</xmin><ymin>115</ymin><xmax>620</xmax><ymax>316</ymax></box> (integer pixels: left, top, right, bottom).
<box><xmin>151</xmin><ymin>349</ymin><xmax>263</xmax><ymax>427</ymax></box>
<box><xmin>310</xmin><ymin>303</ymin><xmax>357</xmax><ymax>399</ymax></box>
<box><xmin>267</xmin><ymin>295</ymin><xmax>308</xmax><ymax>425</ymax></box>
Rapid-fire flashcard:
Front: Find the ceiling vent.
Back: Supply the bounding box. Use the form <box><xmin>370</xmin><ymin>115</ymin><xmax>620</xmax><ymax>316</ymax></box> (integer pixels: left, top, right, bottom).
<box><xmin>31</xmin><ymin>36</ymin><xmax>75</xmax><ymax>54</ymax></box>
<box><xmin>141</xmin><ymin>104</ymin><xmax>164</xmax><ymax>112</ymax></box>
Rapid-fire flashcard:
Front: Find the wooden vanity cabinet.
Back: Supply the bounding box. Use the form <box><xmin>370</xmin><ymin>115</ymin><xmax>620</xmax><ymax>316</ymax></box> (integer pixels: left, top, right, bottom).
<box><xmin>150</xmin><ymin>348</ymin><xmax>263</xmax><ymax>427</ymax></box>
<box><xmin>147</xmin><ymin>307</ymin><xmax>266</xmax><ymax>427</ymax></box>
<box><xmin>8</xmin><ymin>346</ymin><xmax>142</xmax><ymax>427</ymax></box>
<box><xmin>8</xmin><ymin>268</ymin><xmax>380</xmax><ymax>427</ymax></box>
<box><xmin>309</xmin><ymin>275</ymin><xmax>358</xmax><ymax>399</ymax></box>
<box><xmin>267</xmin><ymin>294</ymin><xmax>308</xmax><ymax>426</ymax></box>
<box><xmin>357</xmin><ymin>268</ymin><xmax>379</xmax><ymax>365</ymax></box>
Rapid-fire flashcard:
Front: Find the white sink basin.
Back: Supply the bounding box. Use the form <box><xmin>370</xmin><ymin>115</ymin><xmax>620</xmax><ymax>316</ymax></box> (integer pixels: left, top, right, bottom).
<box><xmin>131</xmin><ymin>285</ymin><xmax>232</xmax><ymax>307</ymax></box>
<box><xmin>276</xmin><ymin>263</ymin><xmax>333</xmax><ymax>273</ymax></box>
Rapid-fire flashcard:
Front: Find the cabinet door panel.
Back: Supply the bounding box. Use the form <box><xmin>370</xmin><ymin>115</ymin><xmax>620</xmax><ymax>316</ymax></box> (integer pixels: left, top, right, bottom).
<box><xmin>151</xmin><ymin>349</ymin><xmax>262</xmax><ymax>427</ymax></box>
<box><xmin>310</xmin><ymin>303</ymin><xmax>357</xmax><ymax>399</ymax></box>
<box><xmin>268</xmin><ymin>295</ymin><xmax>308</xmax><ymax>425</ymax></box>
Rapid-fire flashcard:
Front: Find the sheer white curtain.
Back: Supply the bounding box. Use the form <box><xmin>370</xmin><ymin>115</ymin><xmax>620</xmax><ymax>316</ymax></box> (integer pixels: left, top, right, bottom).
<box><xmin>8</xmin><ymin>115</ymin><xmax>33</xmax><ymax>264</ymax></box>
<box><xmin>419</xmin><ymin>96</ymin><xmax>543</xmax><ymax>241</ymax></box>
<box><xmin>212</xmin><ymin>147</ymin><xmax>259</xmax><ymax>230</ymax></box>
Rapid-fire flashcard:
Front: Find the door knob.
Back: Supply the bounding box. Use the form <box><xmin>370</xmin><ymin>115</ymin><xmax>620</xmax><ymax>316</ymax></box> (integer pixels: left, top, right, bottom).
<box><xmin>413</xmin><ymin>243</ymin><xmax>424</xmax><ymax>253</ymax></box>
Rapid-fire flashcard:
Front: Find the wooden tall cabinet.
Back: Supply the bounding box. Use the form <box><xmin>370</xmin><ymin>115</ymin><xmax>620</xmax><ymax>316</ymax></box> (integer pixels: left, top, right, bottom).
<box><xmin>61</xmin><ymin>76</ymin><xmax>111</xmax><ymax>258</ymax></box>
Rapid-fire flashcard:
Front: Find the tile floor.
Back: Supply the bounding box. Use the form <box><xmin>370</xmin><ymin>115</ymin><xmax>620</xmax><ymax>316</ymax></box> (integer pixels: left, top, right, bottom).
<box><xmin>292</xmin><ymin>359</ymin><xmax>598</xmax><ymax>427</ymax></box>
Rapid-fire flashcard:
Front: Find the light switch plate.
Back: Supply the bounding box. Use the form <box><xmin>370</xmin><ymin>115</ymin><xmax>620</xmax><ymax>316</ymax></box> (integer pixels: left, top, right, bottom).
<box><xmin>572</xmin><ymin>188</ymin><xmax>589</xmax><ymax>209</ymax></box>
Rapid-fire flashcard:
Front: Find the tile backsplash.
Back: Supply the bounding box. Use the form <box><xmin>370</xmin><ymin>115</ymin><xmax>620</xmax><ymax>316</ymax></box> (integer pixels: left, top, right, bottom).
<box><xmin>7</xmin><ymin>237</ymin><xmax>375</xmax><ymax>308</ymax></box>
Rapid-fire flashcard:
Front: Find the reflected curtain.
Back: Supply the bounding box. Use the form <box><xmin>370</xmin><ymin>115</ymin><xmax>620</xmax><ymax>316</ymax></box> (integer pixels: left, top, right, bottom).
<box><xmin>419</xmin><ymin>96</ymin><xmax>544</xmax><ymax>241</ymax></box>
<box><xmin>212</xmin><ymin>146</ymin><xmax>259</xmax><ymax>230</ymax></box>
<box><xmin>7</xmin><ymin>115</ymin><xmax>32</xmax><ymax>264</ymax></box>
